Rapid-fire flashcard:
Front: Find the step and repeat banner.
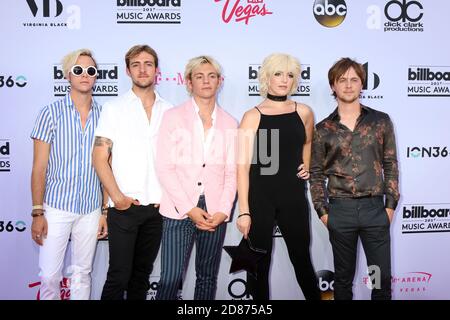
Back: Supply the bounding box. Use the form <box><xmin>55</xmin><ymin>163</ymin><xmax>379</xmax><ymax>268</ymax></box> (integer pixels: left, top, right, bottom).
<box><xmin>1</xmin><ymin>0</ymin><xmax>449</xmax><ymax>300</ymax></box>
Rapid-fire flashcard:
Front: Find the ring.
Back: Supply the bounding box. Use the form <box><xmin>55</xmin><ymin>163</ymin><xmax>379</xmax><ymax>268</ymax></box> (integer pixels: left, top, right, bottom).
<box><xmin>36</xmin><ymin>234</ymin><xmax>41</xmax><ymax>238</ymax></box>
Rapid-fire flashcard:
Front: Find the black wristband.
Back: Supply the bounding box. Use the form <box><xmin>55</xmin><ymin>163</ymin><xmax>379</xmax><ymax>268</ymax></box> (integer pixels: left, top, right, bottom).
<box><xmin>31</xmin><ymin>210</ymin><xmax>45</xmax><ymax>217</ymax></box>
<box><xmin>237</xmin><ymin>213</ymin><xmax>251</xmax><ymax>219</ymax></box>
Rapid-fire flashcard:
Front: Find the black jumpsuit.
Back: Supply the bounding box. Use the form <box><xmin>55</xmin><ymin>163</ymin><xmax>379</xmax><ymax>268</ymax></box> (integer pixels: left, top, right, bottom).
<box><xmin>247</xmin><ymin>103</ymin><xmax>320</xmax><ymax>300</ymax></box>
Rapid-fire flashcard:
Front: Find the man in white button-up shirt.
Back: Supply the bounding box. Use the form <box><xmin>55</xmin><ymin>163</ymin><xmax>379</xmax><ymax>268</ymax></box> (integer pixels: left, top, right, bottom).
<box><xmin>92</xmin><ymin>45</ymin><xmax>172</xmax><ymax>300</ymax></box>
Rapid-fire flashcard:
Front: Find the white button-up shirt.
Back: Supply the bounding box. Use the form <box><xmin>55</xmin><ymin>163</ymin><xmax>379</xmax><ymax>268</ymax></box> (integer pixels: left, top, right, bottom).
<box><xmin>192</xmin><ymin>98</ymin><xmax>217</xmax><ymax>194</ymax></box>
<box><xmin>95</xmin><ymin>89</ymin><xmax>172</xmax><ymax>206</ymax></box>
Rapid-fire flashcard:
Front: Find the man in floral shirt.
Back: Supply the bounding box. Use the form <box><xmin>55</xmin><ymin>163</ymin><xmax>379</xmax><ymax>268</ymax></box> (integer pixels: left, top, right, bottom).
<box><xmin>310</xmin><ymin>57</ymin><xmax>399</xmax><ymax>300</ymax></box>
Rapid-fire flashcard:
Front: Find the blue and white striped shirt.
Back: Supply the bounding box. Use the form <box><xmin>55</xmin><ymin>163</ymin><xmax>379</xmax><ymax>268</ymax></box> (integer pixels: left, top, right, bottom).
<box><xmin>30</xmin><ymin>94</ymin><xmax>102</xmax><ymax>214</ymax></box>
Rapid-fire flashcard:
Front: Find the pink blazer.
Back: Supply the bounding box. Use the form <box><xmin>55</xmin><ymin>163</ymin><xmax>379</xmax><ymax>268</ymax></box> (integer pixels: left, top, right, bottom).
<box><xmin>156</xmin><ymin>100</ymin><xmax>238</xmax><ymax>220</ymax></box>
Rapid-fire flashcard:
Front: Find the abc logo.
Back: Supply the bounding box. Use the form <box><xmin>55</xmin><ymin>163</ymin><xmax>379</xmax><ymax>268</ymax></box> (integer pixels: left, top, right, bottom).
<box><xmin>317</xmin><ymin>270</ymin><xmax>334</xmax><ymax>299</ymax></box>
<box><xmin>313</xmin><ymin>0</ymin><xmax>347</xmax><ymax>28</ymax></box>
<box><xmin>385</xmin><ymin>0</ymin><xmax>423</xmax><ymax>23</ymax></box>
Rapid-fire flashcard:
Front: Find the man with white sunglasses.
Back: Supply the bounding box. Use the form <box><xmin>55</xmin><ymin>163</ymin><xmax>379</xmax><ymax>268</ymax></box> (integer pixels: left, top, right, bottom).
<box><xmin>30</xmin><ymin>48</ymin><xmax>107</xmax><ymax>300</ymax></box>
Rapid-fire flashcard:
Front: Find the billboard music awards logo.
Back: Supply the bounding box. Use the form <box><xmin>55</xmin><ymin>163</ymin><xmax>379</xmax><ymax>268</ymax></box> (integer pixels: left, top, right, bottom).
<box><xmin>146</xmin><ymin>276</ymin><xmax>183</xmax><ymax>300</ymax></box>
<box><xmin>248</xmin><ymin>64</ymin><xmax>311</xmax><ymax>97</ymax></box>
<box><xmin>0</xmin><ymin>140</ymin><xmax>11</xmax><ymax>172</ymax></box>
<box><xmin>360</xmin><ymin>62</ymin><xmax>383</xmax><ymax>100</ymax></box>
<box><xmin>366</xmin><ymin>0</ymin><xmax>424</xmax><ymax>32</ymax></box>
<box><xmin>313</xmin><ymin>0</ymin><xmax>347</xmax><ymax>28</ymax></box>
<box><xmin>116</xmin><ymin>0</ymin><xmax>182</xmax><ymax>24</ymax></box>
<box><xmin>53</xmin><ymin>64</ymin><xmax>119</xmax><ymax>97</ymax></box>
<box><xmin>23</xmin><ymin>0</ymin><xmax>81</xmax><ymax>29</ymax></box>
<box><xmin>407</xmin><ymin>146</ymin><xmax>448</xmax><ymax>158</ymax></box>
<box><xmin>407</xmin><ymin>66</ymin><xmax>450</xmax><ymax>97</ymax></box>
<box><xmin>401</xmin><ymin>204</ymin><xmax>450</xmax><ymax>234</ymax></box>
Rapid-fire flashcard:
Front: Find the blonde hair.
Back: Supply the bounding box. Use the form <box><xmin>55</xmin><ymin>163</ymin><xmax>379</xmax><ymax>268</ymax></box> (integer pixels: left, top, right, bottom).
<box><xmin>184</xmin><ymin>55</ymin><xmax>222</xmax><ymax>94</ymax></box>
<box><xmin>61</xmin><ymin>48</ymin><xmax>97</xmax><ymax>78</ymax></box>
<box><xmin>258</xmin><ymin>53</ymin><xmax>301</xmax><ymax>97</ymax></box>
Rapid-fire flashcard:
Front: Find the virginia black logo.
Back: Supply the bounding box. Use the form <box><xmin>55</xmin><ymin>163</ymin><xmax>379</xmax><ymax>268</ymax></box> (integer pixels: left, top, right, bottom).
<box><xmin>360</xmin><ymin>63</ymin><xmax>383</xmax><ymax>100</ymax></box>
<box><xmin>362</xmin><ymin>63</ymin><xmax>380</xmax><ymax>90</ymax></box>
<box><xmin>23</xmin><ymin>0</ymin><xmax>81</xmax><ymax>28</ymax></box>
<box><xmin>313</xmin><ymin>0</ymin><xmax>347</xmax><ymax>28</ymax></box>
<box><xmin>26</xmin><ymin>0</ymin><xmax>63</xmax><ymax>17</ymax></box>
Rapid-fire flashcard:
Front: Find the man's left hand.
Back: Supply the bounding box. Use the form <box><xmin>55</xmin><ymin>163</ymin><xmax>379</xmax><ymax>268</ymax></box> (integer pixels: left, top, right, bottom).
<box><xmin>202</xmin><ymin>212</ymin><xmax>227</xmax><ymax>231</ymax></box>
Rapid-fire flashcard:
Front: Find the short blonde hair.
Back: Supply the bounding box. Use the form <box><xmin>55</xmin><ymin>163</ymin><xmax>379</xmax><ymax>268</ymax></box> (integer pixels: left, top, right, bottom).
<box><xmin>61</xmin><ymin>49</ymin><xmax>97</xmax><ymax>78</ymax></box>
<box><xmin>184</xmin><ymin>55</ymin><xmax>222</xmax><ymax>94</ymax></box>
<box><xmin>258</xmin><ymin>53</ymin><xmax>301</xmax><ymax>97</ymax></box>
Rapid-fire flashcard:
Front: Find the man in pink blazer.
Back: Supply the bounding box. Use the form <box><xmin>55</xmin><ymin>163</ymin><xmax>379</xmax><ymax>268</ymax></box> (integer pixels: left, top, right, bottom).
<box><xmin>155</xmin><ymin>56</ymin><xmax>237</xmax><ymax>300</ymax></box>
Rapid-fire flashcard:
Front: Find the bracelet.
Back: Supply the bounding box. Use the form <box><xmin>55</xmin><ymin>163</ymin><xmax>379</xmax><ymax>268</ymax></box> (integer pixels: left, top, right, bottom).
<box><xmin>237</xmin><ymin>213</ymin><xmax>251</xmax><ymax>219</ymax></box>
<box><xmin>32</xmin><ymin>204</ymin><xmax>44</xmax><ymax>210</ymax></box>
<box><xmin>31</xmin><ymin>210</ymin><xmax>45</xmax><ymax>217</ymax></box>
<box><xmin>101</xmin><ymin>205</ymin><xmax>109</xmax><ymax>216</ymax></box>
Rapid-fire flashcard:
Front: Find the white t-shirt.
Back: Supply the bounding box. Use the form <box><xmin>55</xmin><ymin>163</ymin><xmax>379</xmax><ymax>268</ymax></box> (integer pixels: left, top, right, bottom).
<box><xmin>95</xmin><ymin>89</ymin><xmax>173</xmax><ymax>206</ymax></box>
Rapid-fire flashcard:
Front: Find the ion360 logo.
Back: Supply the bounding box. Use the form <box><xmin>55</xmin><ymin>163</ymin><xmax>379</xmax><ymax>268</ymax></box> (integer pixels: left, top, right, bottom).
<box><xmin>0</xmin><ymin>75</ymin><xmax>27</xmax><ymax>88</ymax></box>
<box><xmin>0</xmin><ymin>221</ymin><xmax>26</xmax><ymax>232</ymax></box>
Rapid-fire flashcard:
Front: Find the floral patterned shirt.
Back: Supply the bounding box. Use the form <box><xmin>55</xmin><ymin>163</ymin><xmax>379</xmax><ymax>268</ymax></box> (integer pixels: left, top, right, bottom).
<box><xmin>310</xmin><ymin>105</ymin><xmax>400</xmax><ymax>218</ymax></box>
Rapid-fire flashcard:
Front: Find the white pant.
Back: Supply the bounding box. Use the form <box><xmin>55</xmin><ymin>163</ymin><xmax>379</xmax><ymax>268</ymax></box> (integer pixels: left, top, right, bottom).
<box><xmin>38</xmin><ymin>205</ymin><xmax>101</xmax><ymax>300</ymax></box>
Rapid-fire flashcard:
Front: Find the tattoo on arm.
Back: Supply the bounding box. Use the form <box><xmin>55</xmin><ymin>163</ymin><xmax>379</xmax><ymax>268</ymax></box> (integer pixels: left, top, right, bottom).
<box><xmin>94</xmin><ymin>136</ymin><xmax>113</xmax><ymax>154</ymax></box>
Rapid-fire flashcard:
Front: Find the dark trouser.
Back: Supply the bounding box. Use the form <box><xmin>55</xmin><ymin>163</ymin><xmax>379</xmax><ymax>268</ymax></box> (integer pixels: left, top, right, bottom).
<box><xmin>328</xmin><ymin>196</ymin><xmax>391</xmax><ymax>300</ymax></box>
<box><xmin>156</xmin><ymin>195</ymin><xmax>226</xmax><ymax>300</ymax></box>
<box><xmin>247</xmin><ymin>187</ymin><xmax>320</xmax><ymax>301</ymax></box>
<box><xmin>101</xmin><ymin>204</ymin><xmax>162</xmax><ymax>300</ymax></box>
